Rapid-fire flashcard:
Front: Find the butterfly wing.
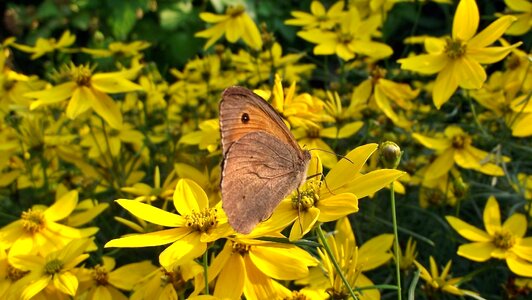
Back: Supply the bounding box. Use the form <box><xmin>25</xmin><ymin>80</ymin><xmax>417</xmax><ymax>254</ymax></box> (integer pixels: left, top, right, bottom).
<box><xmin>219</xmin><ymin>86</ymin><xmax>302</xmax><ymax>157</ymax></box>
<box><xmin>221</xmin><ymin>131</ymin><xmax>309</xmax><ymax>234</ymax></box>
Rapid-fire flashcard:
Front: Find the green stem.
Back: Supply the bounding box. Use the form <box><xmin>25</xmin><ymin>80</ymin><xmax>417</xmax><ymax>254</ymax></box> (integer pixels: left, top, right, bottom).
<box><xmin>390</xmin><ymin>183</ymin><xmax>402</xmax><ymax>300</ymax></box>
<box><xmin>203</xmin><ymin>247</ymin><xmax>209</xmax><ymax>295</ymax></box>
<box><xmin>316</xmin><ymin>224</ymin><xmax>358</xmax><ymax>300</ymax></box>
<box><xmin>466</xmin><ymin>92</ymin><xmax>488</xmax><ymax>137</ymax></box>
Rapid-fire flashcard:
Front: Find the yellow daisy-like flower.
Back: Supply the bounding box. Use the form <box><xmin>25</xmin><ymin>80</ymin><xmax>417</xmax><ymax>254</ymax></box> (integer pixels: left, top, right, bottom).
<box><xmin>12</xmin><ymin>30</ymin><xmax>76</xmax><ymax>60</ymax></box>
<box><xmin>398</xmin><ymin>0</ymin><xmax>522</xmax><ymax>108</ymax></box>
<box><xmin>195</xmin><ymin>5</ymin><xmax>263</xmax><ymax>50</ymax></box>
<box><xmin>76</xmin><ymin>256</ymin><xmax>156</xmax><ymax>300</ymax></box>
<box><xmin>0</xmin><ymin>189</ymin><xmax>98</xmax><ymax>258</ymax></box>
<box><xmin>298</xmin><ymin>7</ymin><xmax>393</xmax><ymax>61</ymax></box>
<box><xmin>8</xmin><ymin>238</ymin><xmax>91</xmax><ymax>300</ymax></box>
<box><xmin>503</xmin><ymin>0</ymin><xmax>532</xmax><ymax>36</ymax></box>
<box><xmin>413</xmin><ymin>125</ymin><xmax>510</xmax><ymax>181</ymax></box>
<box><xmin>446</xmin><ymin>196</ymin><xmax>532</xmax><ymax>277</ymax></box>
<box><xmin>0</xmin><ymin>248</ymin><xmax>29</xmax><ymax>298</ymax></box>
<box><xmin>264</xmin><ymin>144</ymin><xmax>404</xmax><ymax>241</ymax></box>
<box><xmin>414</xmin><ymin>256</ymin><xmax>479</xmax><ymax>297</ymax></box>
<box><xmin>196</xmin><ymin>238</ymin><xmax>317</xmax><ymax>299</ymax></box>
<box><xmin>284</xmin><ymin>1</ymin><xmax>344</xmax><ymax>30</ymax></box>
<box><xmin>105</xmin><ymin>178</ymin><xmax>233</xmax><ymax>268</ymax></box>
<box><xmin>26</xmin><ymin>63</ymin><xmax>142</xmax><ymax>129</ymax></box>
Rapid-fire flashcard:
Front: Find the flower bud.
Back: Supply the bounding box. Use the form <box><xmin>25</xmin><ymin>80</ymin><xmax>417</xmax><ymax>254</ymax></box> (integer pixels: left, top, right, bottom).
<box><xmin>380</xmin><ymin>141</ymin><xmax>402</xmax><ymax>169</ymax></box>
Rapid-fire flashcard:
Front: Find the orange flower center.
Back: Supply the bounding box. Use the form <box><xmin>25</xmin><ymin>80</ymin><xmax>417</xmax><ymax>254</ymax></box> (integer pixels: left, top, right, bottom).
<box><xmin>44</xmin><ymin>258</ymin><xmax>64</xmax><ymax>275</ymax></box>
<box><xmin>70</xmin><ymin>64</ymin><xmax>92</xmax><ymax>86</ymax></box>
<box><xmin>231</xmin><ymin>241</ymin><xmax>251</xmax><ymax>254</ymax></box>
<box><xmin>184</xmin><ymin>208</ymin><xmax>218</xmax><ymax>233</ymax></box>
<box><xmin>451</xmin><ymin>134</ymin><xmax>469</xmax><ymax>149</ymax></box>
<box><xmin>226</xmin><ymin>5</ymin><xmax>245</xmax><ymax>18</ymax></box>
<box><xmin>21</xmin><ymin>208</ymin><xmax>46</xmax><ymax>233</ymax></box>
<box><xmin>493</xmin><ymin>230</ymin><xmax>516</xmax><ymax>250</ymax></box>
<box><xmin>160</xmin><ymin>267</ymin><xmax>186</xmax><ymax>291</ymax></box>
<box><xmin>284</xmin><ymin>291</ymin><xmax>311</xmax><ymax>300</ymax></box>
<box><xmin>445</xmin><ymin>38</ymin><xmax>466</xmax><ymax>59</ymax></box>
<box><xmin>7</xmin><ymin>264</ymin><xmax>29</xmax><ymax>281</ymax></box>
<box><xmin>92</xmin><ymin>265</ymin><xmax>110</xmax><ymax>286</ymax></box>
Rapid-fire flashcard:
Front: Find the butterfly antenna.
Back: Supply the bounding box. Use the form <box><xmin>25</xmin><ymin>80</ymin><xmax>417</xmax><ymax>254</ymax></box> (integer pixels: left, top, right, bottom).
<box><xmin>308</xmin><ymin>148</ymin><xmax>354</xmax><ymax>164</ymax></box>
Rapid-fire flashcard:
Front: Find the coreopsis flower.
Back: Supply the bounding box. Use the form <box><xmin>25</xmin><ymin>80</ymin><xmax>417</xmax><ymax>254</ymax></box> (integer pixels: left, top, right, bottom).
<box><xmin>0</xmin><ymin>249</ymin><xmax>29</xmax><ymax>298</ymax></box>
<box><xmin>264</xmin><ymin>144</ymin><xmax>404</xmax><ymax>241</ymax></box>
<box><xmin>12</xmin><ymin>30</ymin><xmax>76</xmax><ymax>59</ymax></box>
<box><xmin>195</xmin><ymin>5</ymin><xmax>263</xmax><ymax>50</ymax></box>
<box><xmin>413</xmin><ymin>125</ymin><xmax>510</xmax><ymax>181</ymax></box>
<box><xmin>284</xmin><ymin>1</ymin><xmax>344</xmax><ymax>29</ymax></box>
<box><xmin>195</xmin><ymin>238</ymin><xmax>317</xmax><ymax>299</ymax></box>
<box><xmin>81</xmin><ymin>41</ymin><xmax>151</xmax><ymax>58</ymax></box>
<box><xmin>396</xmin><ymin>237</ymin><xmax>418</xmax><ymax>271</ymax></box>
<box><xmin>301</xmin><ymin>217</ymin><xmax>394</xmax><ymax>299</ymax></box>
<box><xmin>0</xmin><ymin>189</ymin><xmax>98</xmax><ymax>258</ymax></box>
<box><xmin>414</xmin><ymin>256</ymin><xmax>479</xmax><ymax>297</ymax></box>
<box><xmin>76</xmin><ymin>256</ymin><xmax>157</xmax><ymax>300</ymax></box>
<box><xmin>130</xmin><ymin>261</ymin><xmax>203</xmax><ymax>300</ymax></box>
<box><xmin>105</xmin><ymin>178</ymin><xmax>232</xmax><ymax>268</ymax></box>
<box><xmin>298</xmin><ymin>7</ymin><xmax>393</xmax><ymax>61</ymax></box>
<box><xmin>446</xmin><ymin>196</ymin><xmax>532</xmax><ymax>277</ymax></box>
<box><xmin>26</xmin><ymin>63</ymin><xmax>142</xmax><ymax>129</ymax></box>
<box><xmin>398</xmin><ymin>0</ymin><xmax>521</xmax><ymax>108</ymax></box>
<box><xmin>503</xmin><ymin>0</ymin><xmax>532</xmax><ymax>36</ymax></box>
<box><xmin>8</xmin><ymin>238</ymin><xmax>91</xmax><ymax>299</ymax></box>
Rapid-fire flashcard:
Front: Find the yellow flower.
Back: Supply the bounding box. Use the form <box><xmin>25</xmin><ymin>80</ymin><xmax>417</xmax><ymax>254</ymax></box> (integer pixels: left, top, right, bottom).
<box><xmin>413</xmin><ymin>125</ymin><xmax>510</xmax><ymax>181</ymax></box>
<box><xmin>26</xmin><ymin>63</ymin><xmax>142</xmax><ymax>129</ymax></box>
<box><xmin>81</xmin><ymin>41</ymin><xmax>151</xmax><ymax>58</ymax></box>
<box><xmin>284</xmin><ymin>1</ymin><xmax>344</xmax><ymax>30</ymax></box>
<box><xmin>121</xmin><ymin>166</ymin><xmax>177</xmax><ymax>203</ymax></box>
<box><xmin>76</xmin><ymin>256</ymin><xmax>157</xmax><ymax>300</ymax></box>
<box><xmin>264</xmin><ymin>144</ymin><xmax>404</xmax><ymax>241</ymax></box>
<box><xmin>195</xmin><ymin>238</ymin><xmax>317</xmax><ymax>299</ymax></box>
<box><xmin>298</xmin><ymin>7</ymin><xmax>393</xmax><ymax>61</ymax></box>
<box><xmin>396</xmin><ymin>237</ymin><xmax>418</xmax><ymax>271</ymax></box>
<box><xmin>195</xmin><ymin>5</ymin><xmax>263</xmax><ymax>50</ymax></box>
<box><xmin>414</xmin><ymin>256</ymin><xmax>479</xmax><ymax>297</ymax></box>
<box><xmin>12</xmin><ymin>30</ymin><xmax>76</xmax><ymax>59</ymax></box>
<box><xmin>503</xmin><ymin>0</ymin><xmax>532</xmax><ymax>36</ymax></box>
<box><xmin>105</xmin><ymin>178</ymin><xmax>232</xmax><ymax>268</ymax></box>
<box><xmin>0</xmin><ymin>248</ymin><xmax>30</xmax><ymax>298</ymax></box>
<box><xmin>446</xmin><ymin>196</ymin><xmax>532</xmax><ymax>277</ymax></box>
<box><xmin>0</xmin><ymin>189</ymin><xmax>98</xmax><ymax>258</ymax></box>
<box><xmin>398</xmin><ymin>0</ymin><xmax>521</xmax><ymax>108</ymax></box>
<box><xmin>130</xmin><ymin>261</ymin><xmax>203</xmax><ymax>299</ymax></box>
<box><xmin>8</xmin><ymin>238</ymin><xmax>91</xmax><ymax>300</ymax></box>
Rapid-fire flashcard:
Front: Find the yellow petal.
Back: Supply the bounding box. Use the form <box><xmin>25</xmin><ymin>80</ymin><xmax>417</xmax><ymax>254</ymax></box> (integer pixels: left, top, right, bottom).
<box><xmin>433</xmin><ymin>63</ymin><xmax>458</xmax><ymax>109</ymax></box>
<box><xmin>159</xmin><ymin>232</ymin><xmax>205</xmax><ymax>267</ymax></box>
<box><xmin>424</xmin><ymin>149</ymin><xmax>455</xmax><ymax>181</ymax></box>
<box><xmin>506</xmin><ymin>255</ymin><xmax>532</xmax><ymax>277</ymax></box>
<box><xmin>468</xmin><ymin>16</ymin><xmax>517</xmax><ymax>48</ymax></box>
<box><xmin>310</xmin><ymin>1</ymin><xmax>326</xmax><ymax>16</ymax></box>
<box><xmin>350</xmin><ymin>40</ymin><xmax>393</xmax><ymax>59</ymax></box>
<box><xmin>240</xmin><ymin>13</ymin><xmax>263</xmax><ymax>50</ymax></box>
<box><xmin>93</xmin><ymin>286</ymin><xmax>113</xmax><ymax>300</ymax></box>
<box><xmin>336</xmin><ymin>43</ymin><xmax>355</xmax><ymax>61</ymax></box>
<box><xmin>225</xmin><ymin>18</ymin><xmax>241</xmax><ymax>42</ymax></box>
<box><xmin>412</xmin><ymin>133</ymin><xmax>452</xmax><ymax>150</ymax></box>
<box><xmin>53</xmin><ymin>272</ymin><xmax>78</xmax><ymax>296</ymax></box>
<box><xmin>90</xmin><ymin>89</ymin><xmax>123</xmax><ymax>129</ymax></box>
<box><xmin>341</xmin><ymin>169</ymin><xmax>405</xmax><ymax>199</ymax></box>
<box><xmin>457</xmin><ymin>242</ymin><xmax>495</xmax><ymax>261</ymax></box>
<box><xmin>424</xmin><ymin>37</ymin><xmax>446</xmax><ymax>54</ymax></box>
<box><xmin>502</xmin><ymin>213</ymin><xmax>527</xmax><ymax>238</ymax></box>
<box><xmin>289</xmin><ymin>207</ymin><xmax>320</xmax><ymax>241</ymax></box>
<box><xmin>104</xmin><ymin>228</ymin><xmax>188</xmax><ymax>248</ymax></box>
<box><xmin>325</xmin><ymin>143</ymin><xmax>378</xmax><ymax>190</ymax></box>
<box><xmin>114</xmin><ymin>199</ymin><xmax>185</xmax><ymax>227</ymax></box>
<box><xmin>214</xmin><ymin>253</ymin><xmax>245</xmax><ymax>299</ymax></box>
<box><xmin>243</xmin><ymin>255</ymin><xmax>276</xmax><ymax>299</ymax></box>
<box><xmin>44</xmin><ymin>190</ymin><xmax>78</xmax><ymax>221</ymax></box>
<box><xmin>66</xmin><ymin>86</ymin><xmax>92</xmax><ymax>119</ymax></box>
<box><xmin>454</xmin><ymin>56</ymin><xmax>486</xmax><ymax>89</ymax></box>
<box><xmin>250</xmin><ymin>244</ymin><xmax>316</xmax><ymax>280</ymax></box>
<box><xmin>467</xmin><ymin>43</ymin><xmax>522</xmax><ymax>64</ymax></box>
<box><xmin>446</xmin><ymin>216</ymin><xmax>491</xmax><ymax>242</ymax></box>
<box><xmin>173</xmin><ymin>178</ymin><xmax>208</xmax><ymax>215</ymax></box>
<box><xmin>358</xmin><ymin>234</ymin><xmax>394</xmax><ymax>271</ymax></box>
<box><xmin>21</xmin><ymin>276</ymin><xmax>51</xmax><ymax>300</ymax></box>
<box><xmin>398</xmin><ymin>53</ymin><xmax>448</xmax><ymax>75</ymax></box>
<box><xmin>109</xmin><ymin>260</ymin><xmax>156</xmax><ymax>290</ymax></box>
<box><xmin>453</xmin><ymin>0</ymin><xmax>479</xmax><ymax>41</ymax></box>
<box><xmin>483</xmin><ymin>196</ymin><xmax>501</xmax><ymax>236</ymax></box>
<box><xmin>199</xmin><ymin>12</ymin><xmax>228</xmax><ymax>23</ymax></box>
<box><xmin>27</xmin><ymin>82</ymin><xmax>77</xmax><ymax>109</ymax></box>
<box><xmin>316</xmin><ymin>193</ymin><xmax>358</xmax><ymax>222</ymax></box>
<box><xmin>91</xmin><ymin>76</ymin><xmax>142</xmax><ymax>94</ymax></box>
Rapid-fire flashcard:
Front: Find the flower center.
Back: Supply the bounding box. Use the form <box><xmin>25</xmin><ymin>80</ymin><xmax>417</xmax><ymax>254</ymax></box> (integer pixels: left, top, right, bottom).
<box><xmin>7</xmin><ymin>264</ymin><xmax>29</xmax><ymax>281</ymax></box>
<box><xmin>21</xmin><ymin>208</ymin><xmax>46</xmax><ymax>233</ymax></box>
<box><xmin>160</xmin><ymin>267</ymin><xmax>186</xmax><ymax>291</ymax></box>
<box><xmin>231</xmin><ymin>241</ymin><xmax>251</xmax><ymax>255</ymax></box>
<box><xmin>44</xmin><ymin>258</ymin><xmax>64</xmax><ymax>275</ymax></box>
<box><xmin>227</xmin><ymin>5</ymin><xmax>245</xmax><ymax>17</ymax></box>
<box><xmin>445</xmin><ymin>38</ymin><xmax>466</xmax><ymax>59</ymax></box>
<box><xmin>338</xmin><ymin>32</ymin><xmax>353</xmax><ymax>44</ymax></box>
<box><xmin>70</xmin><ymin>64</ymin><xmax>92</xmax><ymax>86</ymax></box>
<box><xmin>291</xmin><ymin>183</ymin><xmax>319</xmax><ymax>211</ymax></box>
<box><xmin>493</xmin><ymin>230</ymin><xmax>516</xmax><ymax>250</ymax></box>
<box><xmin>451</xmin><ymin>134</ymin><xmax>468</xmax><ymax>149</ymax></box>
<box><xmin>92</xmin><ymin>265</ymin><xmax>109</xmax><ymax>286</ymax></box>
<box><xmin>184</xmin><ymin>208</ymin><xmax>218</xmax><ymax>233</ymax></box>
<box><xmin>306</xmin><ymin>126</ymin><xmax>321</xmax><ymax>139</ymax></box>
<box><xmin>282</xmin><ymin>291</ymin><xmax>311</xmax><ymax>300</ymax></box>
<box><xmin>505</xmin><ymin>53</ymin><xmax>520</xmax><ymax>70</ymax></box>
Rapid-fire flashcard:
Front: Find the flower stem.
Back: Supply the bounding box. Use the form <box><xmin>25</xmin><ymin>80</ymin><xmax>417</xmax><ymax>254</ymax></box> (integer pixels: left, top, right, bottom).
<box><xmin>316</xmin><ymin>224</ymin><xmax>358</xmax><ymax>300</ymax></box>
<box><xmin>203</xmin><ymin>248</ymin><xmax>209</xmax><ymax>295</ymax></box>
<box><xmin>390</xmin><ymin>183</ymin><xmax>402</xmax><ymax>300</ymax></box>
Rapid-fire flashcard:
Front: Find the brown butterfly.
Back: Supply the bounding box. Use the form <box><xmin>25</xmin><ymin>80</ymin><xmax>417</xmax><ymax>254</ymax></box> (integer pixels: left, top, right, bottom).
<box><xmin>219</xmin><ymin>86</ymin><xmax>311</xmax><ymax>234</ymax></box>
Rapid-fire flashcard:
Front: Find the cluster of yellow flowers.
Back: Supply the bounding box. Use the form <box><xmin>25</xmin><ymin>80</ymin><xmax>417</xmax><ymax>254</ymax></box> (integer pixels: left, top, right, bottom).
<box><xmin>0</xmin><ymin>0</ymin><xmax>531</xmax><ymax>299</ymax></box>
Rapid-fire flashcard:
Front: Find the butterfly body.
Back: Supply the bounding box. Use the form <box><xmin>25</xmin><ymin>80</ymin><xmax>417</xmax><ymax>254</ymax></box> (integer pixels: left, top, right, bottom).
<box><xmin>219</xmin><ymin>86</ymin><xmax>311</xmax><ymax>234</ymax></box>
